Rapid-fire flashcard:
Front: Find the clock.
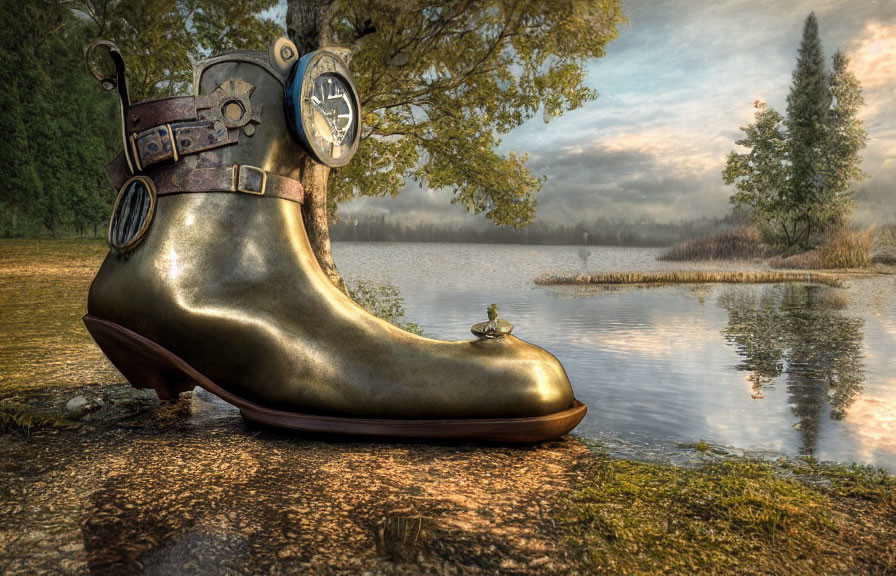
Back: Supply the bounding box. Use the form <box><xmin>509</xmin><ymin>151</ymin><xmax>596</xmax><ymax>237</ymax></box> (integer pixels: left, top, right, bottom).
<box><xmin>285</xmin><ymin>50</ymin><xmax>361</xmax><ymax>167</ymax></box>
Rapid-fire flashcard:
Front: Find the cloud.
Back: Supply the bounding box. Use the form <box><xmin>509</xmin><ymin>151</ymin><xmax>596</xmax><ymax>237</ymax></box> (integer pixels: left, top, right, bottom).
<box><xmin>849</xmin><ymin>21</ymin><xmax>896</xmax><ymax>91</ymax></box>
<box><xmin>336</xmin><ymin>1</ymin><xmax>896</xmax><ymax>226</ymax></box>
<box><xmin>524</xmin><ymin>136</ymin><xmax>730</xmax><ymax>224</ymax></box>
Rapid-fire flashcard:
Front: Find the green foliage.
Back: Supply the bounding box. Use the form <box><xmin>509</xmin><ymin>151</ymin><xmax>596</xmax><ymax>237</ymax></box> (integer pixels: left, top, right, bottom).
<box><xmin>0</xmin><ymin>398</ymin><xmax>68</xmax><ymax>435</ymax></box>
<box><xmin>321</xmin><ymin>0</ymin><xmax>625</xmax><ymax>228</ymax></box>
<box><xmin>785</xmin><ymin>11</ymin><xmax>829</xmax><ymax>235</ymax></box>
<box><xmin>723</xmin><ymin>13</ymin><xmax>867</xmax><ymax>251</ymax></box>
<box><xmin>723</xmin><ymin>102</ymin><xmax>792</xmax><ymax>243</ymax></box>
<box><xmin>823</xmin><ymin>50</ymin><xmax>868</xmax><ymax>223</ymax></box>
<box><xmin>811</xmin><ymin>463</ymin><xmax>896</xmax><ymax>501</ymax></box>
<box><xmin>0</xmin><ymin>0</ymin><xmax>119</xmax><ymax>238</ymax></box>
<box><xmin>74</xmin><ymin>0</ymin><xmax>284</xmax><ymax>99</ymax></box>
<box><xmin>564</xmin><ymin>449</ymin><xmax>896</xmax><ymax>575</ymax></box>
<box><xmin>348</xmin><ymin>279</ymin><xmax>422</xmax><ymax>335</ymax></box>
<box><xmin>0</xmin><ymin>0</ymin><xmax>283</xmax><ymax>237</ymax></box>
<box><xmin>693</xmin><ymin>440</ymin><xmax>711</xmax><ymax>453</ymax></box>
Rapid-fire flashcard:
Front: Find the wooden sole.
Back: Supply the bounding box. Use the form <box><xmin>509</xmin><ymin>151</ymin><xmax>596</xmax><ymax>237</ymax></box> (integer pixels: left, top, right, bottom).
<box><xmin>83</xmin><ymin>314</ymin><xmax>587</xmax><ymax>442</ymax></box>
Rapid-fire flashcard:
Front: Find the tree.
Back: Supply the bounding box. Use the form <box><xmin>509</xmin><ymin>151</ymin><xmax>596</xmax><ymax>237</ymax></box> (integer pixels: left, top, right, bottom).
<box><xmin>724</xmin><ymin>13</ymin><xmax>867</xmax><ymax>250</ymax></box>
<box><xmin>287</xmin><ymin>0</ymin><xmax>625</xmax><ymax>290</ymax></box>
<box><xmin>821</xmin><ymin>49</ymin><xmax>867</xmax><ymax>228</ymax></box>
<box><xmin>722</xmin><ymin>101</ymin><xmax>794</xmax><ymax>245</ymax></box>
<box><xmin>0</xmin><ymin>0</ymin><xmax>118</xmax><ymax>237</ymax></box>
<box><xmin>785</xmin><ymin>11</ymin><xmax>829</xmax><ymax>248</ymax></box>
<box><xmin>0</xmin><ymin>0</ymin><xmax>283</xmax><ymax>237</ymax></box>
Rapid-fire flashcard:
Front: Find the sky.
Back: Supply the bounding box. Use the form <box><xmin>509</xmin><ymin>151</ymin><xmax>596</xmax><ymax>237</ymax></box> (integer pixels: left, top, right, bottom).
<box><xmin>277</xmin><ymin>1</ymin><xmax>896</xmax><ymax>227</ymax></box>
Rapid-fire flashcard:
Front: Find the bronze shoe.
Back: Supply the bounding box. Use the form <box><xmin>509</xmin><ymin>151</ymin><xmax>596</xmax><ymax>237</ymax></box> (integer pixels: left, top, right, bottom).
<box><xmin>82</xmin><ymin>40</ymin><xmax>586</xmax><ymax>442</ymax></box>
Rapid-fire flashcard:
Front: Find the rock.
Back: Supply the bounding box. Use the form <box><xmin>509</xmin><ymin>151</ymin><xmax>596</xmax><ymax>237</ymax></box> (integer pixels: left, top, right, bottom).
<box><xmin>64</xmin><ymin>396</ymin><xmax>89</xmax><ymax>418</ymax></box>
<box><xmin>64</xmin><ymin>396</ymin><xmax>104</xmax><ymax>419</ymax></box>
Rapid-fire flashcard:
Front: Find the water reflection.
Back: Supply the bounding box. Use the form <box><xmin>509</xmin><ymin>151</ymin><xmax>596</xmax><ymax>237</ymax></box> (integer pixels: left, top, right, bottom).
<box><xmin>720</xmin><ymin>285</ymin><xmax>864</xmax><ymax>456</ymax></box>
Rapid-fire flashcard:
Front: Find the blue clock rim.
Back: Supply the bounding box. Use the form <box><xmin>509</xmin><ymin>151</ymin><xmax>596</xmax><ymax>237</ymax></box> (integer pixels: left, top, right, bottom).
<box><xmin>284</xmin><ymin>50</ymin><xmax>360</xmax><ymax>168</ymax></box>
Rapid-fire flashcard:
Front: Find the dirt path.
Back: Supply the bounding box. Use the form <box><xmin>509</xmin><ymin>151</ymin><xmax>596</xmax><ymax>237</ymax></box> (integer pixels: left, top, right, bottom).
<box><xmin>1</xmin><ymin>384</ymin><xmax>592</xmax><ymax>575</ymax></box>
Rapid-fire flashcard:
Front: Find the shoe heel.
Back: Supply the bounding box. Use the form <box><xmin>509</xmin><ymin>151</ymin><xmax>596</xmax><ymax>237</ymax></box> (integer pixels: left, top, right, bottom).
<box><xmin>83</xmin><ymin>315</ymin><xmax>196</xmax><ymax>400</ymax></box>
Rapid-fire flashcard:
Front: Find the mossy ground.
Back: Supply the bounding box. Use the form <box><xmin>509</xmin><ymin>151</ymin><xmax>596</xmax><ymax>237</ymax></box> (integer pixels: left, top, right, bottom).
<box><xmin>561</xmin><ymin>448</ymin><xmax>895</xmax><ymax>576</ymax></box>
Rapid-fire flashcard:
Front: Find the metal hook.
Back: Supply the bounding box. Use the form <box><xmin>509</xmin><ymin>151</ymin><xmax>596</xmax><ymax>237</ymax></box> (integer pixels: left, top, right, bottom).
<box><xmin>85</xmin><ymin>40</ymin><xmax>136</xmax><ymax>174</ymax></box>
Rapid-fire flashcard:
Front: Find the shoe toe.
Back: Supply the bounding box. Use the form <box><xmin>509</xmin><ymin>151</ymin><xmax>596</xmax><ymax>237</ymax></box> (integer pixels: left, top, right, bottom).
<box><xmin>471</xmin><ymin>336</ymin><xmax>575</xmax><ymax>418</ymax></box>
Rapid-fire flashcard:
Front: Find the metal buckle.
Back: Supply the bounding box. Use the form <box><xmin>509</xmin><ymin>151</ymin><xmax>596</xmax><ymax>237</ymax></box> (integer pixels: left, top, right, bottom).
<box><xmin>236</xmin><ymin>165</ymin><xmax>266</xmax><ymax>195</ymax></box>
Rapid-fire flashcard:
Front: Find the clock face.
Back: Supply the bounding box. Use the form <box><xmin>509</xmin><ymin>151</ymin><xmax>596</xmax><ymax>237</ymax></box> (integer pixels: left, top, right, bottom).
<box><xmin>285</xmin><ymin>50</ymin><xmax>361</xmax><ymax>167</ymax></box>
<box><xmin>308</xmin><ymin>73</ymin><xmax>357</xmax><ymax>159</ymax></box>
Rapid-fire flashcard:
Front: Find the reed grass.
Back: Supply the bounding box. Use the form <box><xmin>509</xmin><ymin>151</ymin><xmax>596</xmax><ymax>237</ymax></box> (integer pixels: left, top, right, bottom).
<box><xmin>535</xmin><ymin>270</ymin><xmax>842</xmax><ymax>287</ymax></box>
<box><xmin>771</xmin><ymin>227</ymin><xmax>873</xmax><ymax>270</ymax></box>
<box><xmin>659</xmin><ymin>227</ymin><xmax>767</xmax><ymax>261</ymax></box>
<box><xmin>871</xmin><ymin>224</ymin><xmax>896</xmax><ymax>264</ymax></box>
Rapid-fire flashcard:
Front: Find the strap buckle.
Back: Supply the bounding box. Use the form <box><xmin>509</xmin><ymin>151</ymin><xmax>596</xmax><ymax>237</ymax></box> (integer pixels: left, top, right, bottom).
<box><xmin>235</xmin><ymin>165</ymin><xmax>267</xmax><ymax>195</ymax></box>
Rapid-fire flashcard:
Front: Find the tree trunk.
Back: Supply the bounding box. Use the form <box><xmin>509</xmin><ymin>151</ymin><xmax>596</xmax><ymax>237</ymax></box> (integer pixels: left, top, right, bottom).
<box><xmin>301</xmin><ymin>156</ymin><xmax>347</xmax><ymax>293</ymax></box>
<box><xmin>287</xmin><ymin>0</ymin><xmax>349</xmax><ymax>294</ymax></box>
<box><xmin>286</xmin><ymin>0</ymin><xmax>335</xmax><ymax>55</ymax></box>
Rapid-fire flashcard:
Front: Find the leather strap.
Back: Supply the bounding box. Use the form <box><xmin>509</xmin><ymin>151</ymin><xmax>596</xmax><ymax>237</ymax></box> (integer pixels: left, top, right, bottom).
<box><xmin>104</xmin><ymin>79</ymin><xmax>265</xmax><ymax>181</ymax></box>
<box><xmin>105</xmin><ymin>116</ymin><xmax>237</xmax><ymax>184</ymax></box>
<box><xmin>130</xmin><ymin>120</ymin><xmax>234</xmax><ymax>169</ymax></box>
<box><xmin>152</xmin><ymin>164</ymin><xmax>304</xmax><ymax>204</ymax></box>
<box><xmin>105</xmin><ymin>152</ymin><xmax>131</xmax><ymax>190</ymax></box>
<box><xmin>126</xmin><ymin>96</ymin><xmax>198</xmax><ymax>134</ymax></box>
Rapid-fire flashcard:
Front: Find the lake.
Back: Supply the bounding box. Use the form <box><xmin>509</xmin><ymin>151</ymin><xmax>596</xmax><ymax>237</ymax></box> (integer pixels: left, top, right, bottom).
<box><xmin>332</xmin><ymin>242</ymin><xmax>896</xmax><ymax>471</ymax></box>
<box><xmin>2</xmin><ymin>240</ymin><xmax>894</xmax><ymax>471</ymax></box>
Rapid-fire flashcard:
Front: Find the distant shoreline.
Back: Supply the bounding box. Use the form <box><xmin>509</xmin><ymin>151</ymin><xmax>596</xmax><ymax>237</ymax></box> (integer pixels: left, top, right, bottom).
<box><xmin>535</xmin><ymin>270</ymin><xmax>846</xmax><ymax>288</ymax></box>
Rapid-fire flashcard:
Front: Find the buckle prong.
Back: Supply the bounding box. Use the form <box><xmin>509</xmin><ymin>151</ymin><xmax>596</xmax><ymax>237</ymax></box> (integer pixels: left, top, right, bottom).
<box><xmin>166</xmin><ymin>124</ymin><xmax>178</xmax><ymax>162</ymax></box>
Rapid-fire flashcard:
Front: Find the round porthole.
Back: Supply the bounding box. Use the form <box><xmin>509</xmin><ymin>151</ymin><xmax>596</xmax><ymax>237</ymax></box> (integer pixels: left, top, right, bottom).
<box><xmin>109</xmin><ymin>176</ymin><xmax>156</xmax><ymax>251</ymax></box>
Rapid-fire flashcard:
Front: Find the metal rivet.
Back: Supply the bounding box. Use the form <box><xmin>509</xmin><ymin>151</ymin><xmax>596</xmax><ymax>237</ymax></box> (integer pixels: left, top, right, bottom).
<box><xmin>243</xmin><ymin>124</ymin><xmax>256</xmax><ymax>137</ymax></box>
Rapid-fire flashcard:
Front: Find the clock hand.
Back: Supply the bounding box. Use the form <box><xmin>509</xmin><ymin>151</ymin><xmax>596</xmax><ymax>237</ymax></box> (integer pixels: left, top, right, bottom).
<box><xmin>311</xmin><ymin>98</ymin><xmax>340</xmax><ymax>134</ymax></box>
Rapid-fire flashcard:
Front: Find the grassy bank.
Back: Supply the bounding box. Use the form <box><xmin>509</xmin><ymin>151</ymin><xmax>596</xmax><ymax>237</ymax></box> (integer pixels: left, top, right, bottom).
<box><xmin>661</xmin><ymin>225</ymin><xmax>895</xmax><ymax>270</ymax></box>
<box><xmin>562</xmin><ymin>449</ymin><xmax>895</xmax><ymax>575</ymax></box>
<box><xmin>535</xmin><ymin>270</ymin><xmax>843</xmax><ymax>287</ymax></box>
<box><xmin>770</xmin><ymin>227</ymin><xmax>874</xmax><ymax>270</ymax></box>
<box><xmin>659</xmin><ymin>226</ymin><xmax>767</xmax><ymax>261</ymax></box>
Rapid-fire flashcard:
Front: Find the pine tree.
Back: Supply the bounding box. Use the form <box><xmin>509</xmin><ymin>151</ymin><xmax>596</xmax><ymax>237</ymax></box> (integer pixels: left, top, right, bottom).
<box><xmin>785</xmin><ymin>12</ymin><xmax>830</xmax><ymax>248</ymax></box>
